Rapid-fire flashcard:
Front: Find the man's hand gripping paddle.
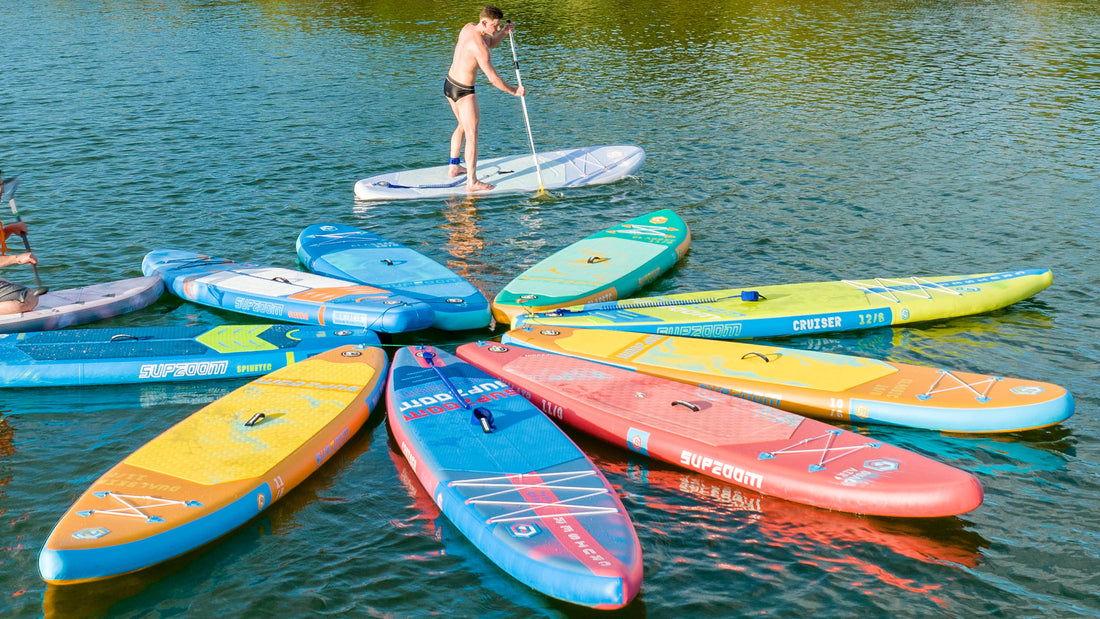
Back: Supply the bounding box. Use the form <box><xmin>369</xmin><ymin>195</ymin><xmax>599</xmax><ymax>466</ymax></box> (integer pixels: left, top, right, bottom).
<box><xmin>506</xmin><ymin>21</ymin><xmax>549</xmax><ymax>198</ymax></box>
<box><xmin>0</xmin><ymin>171</ymin><xmax>48</xmax><ymax>295</ymax></box>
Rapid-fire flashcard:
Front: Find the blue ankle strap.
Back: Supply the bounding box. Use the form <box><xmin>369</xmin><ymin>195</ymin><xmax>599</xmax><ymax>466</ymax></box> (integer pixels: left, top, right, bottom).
<box><xmin>449</xmin><ymin>158</ymin><xmax>461</xmax><ymax>165</ymax></box>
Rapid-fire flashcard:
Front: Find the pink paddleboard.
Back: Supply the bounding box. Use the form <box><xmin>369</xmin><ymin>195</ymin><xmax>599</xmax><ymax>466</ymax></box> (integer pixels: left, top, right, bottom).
<box><xmin>457</xmin><ymin>342</ymin><xmax>983</xmax><ymax>518</ymax></box>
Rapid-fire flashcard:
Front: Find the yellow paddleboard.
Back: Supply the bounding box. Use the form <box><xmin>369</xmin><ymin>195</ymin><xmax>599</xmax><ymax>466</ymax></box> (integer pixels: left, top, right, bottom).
<box><xmin>513</xmin><ymin>269</ymin><xmax>1053</xmax><ymax>339</ymax></box>
<box><xmin>502</xmin><ymin>326</ymin><xmax>1073</xmax><ymax>433</ymax></box>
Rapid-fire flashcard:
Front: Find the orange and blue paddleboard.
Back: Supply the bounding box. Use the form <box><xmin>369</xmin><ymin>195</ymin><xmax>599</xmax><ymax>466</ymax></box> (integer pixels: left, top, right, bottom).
<box><xmin>143</xmin><ymin>249</ymin><xmax>434</xmax><ymax>334</ymax></box>
<box><xmin>39</xmin><ymin>344</ymin><xmax>388</xmax><ymax>584</ymax></box>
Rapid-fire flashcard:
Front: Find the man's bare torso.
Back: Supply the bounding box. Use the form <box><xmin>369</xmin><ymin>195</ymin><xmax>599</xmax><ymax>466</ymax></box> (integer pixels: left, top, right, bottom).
<box><xmin>447</xmin><ymin>23</ymin><xmax>489</xmax><ymax>86</ymax></box>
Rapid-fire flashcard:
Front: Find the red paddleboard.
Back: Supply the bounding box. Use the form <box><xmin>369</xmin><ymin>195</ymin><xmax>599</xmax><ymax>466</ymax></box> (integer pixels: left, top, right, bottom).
<box><xmin>456</xmin><ymin>342</ymin><xmax>983</xmax><ymax>518</ymax></box>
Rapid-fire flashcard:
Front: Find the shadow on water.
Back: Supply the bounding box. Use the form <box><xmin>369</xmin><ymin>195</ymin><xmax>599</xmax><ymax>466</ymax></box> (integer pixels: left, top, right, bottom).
<box><xmin>864</xmin><ymin>423</ymin><xmax>1076</xmax><ymax>478</ymax></box>
<box><xmin>589</xmin><ymin>445</ymin><xmax>989</xmax><ymax>567</ymax></box>
<box><xmin>5</xmin><ymin>380</ymin><xmax>245</xmax><ymax>416</ymax></box>
<box><xmin>582</xmin><ymin>436</ymin><xmax>992</xmax><ymax>616</ymax></box>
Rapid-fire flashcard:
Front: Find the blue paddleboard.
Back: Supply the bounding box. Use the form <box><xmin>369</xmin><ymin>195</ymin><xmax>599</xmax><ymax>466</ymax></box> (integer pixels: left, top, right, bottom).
<box><xmin>296</xmin><ymin>224</ymin><xmax>490</xmax><ymax>331</ymax></box>
<box><xmin>386</xmin><ymin>346</ymin><xmax>643</xmax><ymax>609</ymax></box>
<box><xmin>0</xmin><ymin>324</ymin><xmax>378</xmax><ymax>387</ymax></box>
<box><xmin>141</xmin><ymin>250</ymin><xmax>435</xmax><ymax>334</ymax></box>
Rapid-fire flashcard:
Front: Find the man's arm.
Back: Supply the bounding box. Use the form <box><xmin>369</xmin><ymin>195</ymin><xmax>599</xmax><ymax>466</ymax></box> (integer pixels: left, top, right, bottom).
<box><xmin>0</xmin><ymin>252</ymin><xmax>35</xmax><ymax>268</ymax></box>
<box><xmin>485</xmin><ymin>21</ymin><xmax>513</xmax><ymax>49</ymax></box>
<box><xmin>2</xmin><ymin>222</ymin><xmax>28</xmax><ymax>240</ymax></box>
<box><xmin>474</xmin><ymin>41</ymin><xmax>520</xmax><ymax>95</ymax></box>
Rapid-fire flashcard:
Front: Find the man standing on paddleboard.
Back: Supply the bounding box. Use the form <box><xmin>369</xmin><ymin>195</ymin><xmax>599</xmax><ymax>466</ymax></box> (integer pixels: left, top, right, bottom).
<box><xmin>444</xmin><ymin>5</ymin><xmax>525</xmax><ymax>192</ymax></box>
<box><xmin>0</xmin><ymin>221</ymin><xmax>38</xmax><ymax>314</ymax></box>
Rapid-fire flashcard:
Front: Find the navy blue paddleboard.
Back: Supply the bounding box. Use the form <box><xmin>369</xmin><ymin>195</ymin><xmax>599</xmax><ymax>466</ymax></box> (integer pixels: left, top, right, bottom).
<box><xmin>0</xmin><ymin>324</ymin><xmax>378</xmax><ymax>387</ymax></box>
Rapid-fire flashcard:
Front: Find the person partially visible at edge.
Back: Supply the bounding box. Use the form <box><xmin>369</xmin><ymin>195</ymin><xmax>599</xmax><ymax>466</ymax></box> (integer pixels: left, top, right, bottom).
<box><xmin>0</xmin><ymin>220</ymin><xmax>39</xmax><ymax>314</ymax></box>
<box><xmin>444</xmin><ymin>5</ymin><xmax>525</xmax><ymax>192</ymax></box>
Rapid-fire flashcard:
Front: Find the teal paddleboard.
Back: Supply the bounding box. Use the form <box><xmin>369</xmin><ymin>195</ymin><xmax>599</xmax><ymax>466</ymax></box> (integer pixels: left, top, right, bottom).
<box><xmin>492</xmin><ymin>209</ymin><xmax>690</xmax><ymax>324</ymax></box>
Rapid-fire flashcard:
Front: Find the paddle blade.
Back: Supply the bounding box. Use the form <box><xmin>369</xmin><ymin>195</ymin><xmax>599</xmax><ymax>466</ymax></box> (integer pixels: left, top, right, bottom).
<box><xmin>0</xmin><ymin>176</ymin><xmax>18</xmax><ymax>201</ymax></box>
<box><xmin>530</xmin><ymin>187</ymin><xmax>559</xmax><ymax>201</ymax></box>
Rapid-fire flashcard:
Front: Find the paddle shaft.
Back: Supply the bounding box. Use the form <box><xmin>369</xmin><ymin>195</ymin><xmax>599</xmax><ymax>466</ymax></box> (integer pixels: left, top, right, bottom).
<box><xmin>419</xmin><ymin>348</ymin><xmax>494</xmax><ymax>432</ymax></box>
<box><xmin>0</xmin><ymin>170</ymin><xmax>46</xmax><ymax>291</ymax></box>
<box><xmin>420</xmin><ymin>349</ymin><xmax>471</xmax><ymax>410</ymax></box>
<box><xmin>506</xmin><ymin>23</ymin><xmax>545</xmax><ymax>193</ymax></box>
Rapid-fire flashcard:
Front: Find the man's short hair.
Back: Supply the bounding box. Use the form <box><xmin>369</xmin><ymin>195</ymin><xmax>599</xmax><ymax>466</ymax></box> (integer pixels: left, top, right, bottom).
<box><xmin>480</xmin><ymin>5</ymin><xmax>504</xmax><ymax>21</ymax></box>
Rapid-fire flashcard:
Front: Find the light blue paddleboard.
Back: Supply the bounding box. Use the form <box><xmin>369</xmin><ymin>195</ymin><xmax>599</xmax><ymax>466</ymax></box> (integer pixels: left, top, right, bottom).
<box><xmin>141</xmin><ymin>250</ymin><xmax>435</xmax><ymax>334</ymax></box>
<box><xmin>296</xmin><ymin>224</ymin><xmax>490</xmax><ymax>331</ymax></box>
<box><xmin>0</xmin><ymin>324</ymin><xmax>378</xmax><ymax>387</ymax></box>
<box><xmin>0</xmin><ymin>277</ymin><xmax>163</xmax><ymax>334</ymax></box>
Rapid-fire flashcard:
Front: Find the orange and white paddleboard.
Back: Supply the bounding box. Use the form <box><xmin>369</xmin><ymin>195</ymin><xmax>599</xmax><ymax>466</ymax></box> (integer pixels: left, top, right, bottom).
<box><xmin>39</xmin><ymin>344</ymin><xmax>388</xmax><ymax>584</ymax></box>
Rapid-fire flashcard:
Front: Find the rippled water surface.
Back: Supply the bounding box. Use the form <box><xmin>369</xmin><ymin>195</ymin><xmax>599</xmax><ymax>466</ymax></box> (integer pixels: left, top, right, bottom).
<box><xmin>2</xmin><ymin>0</ymin><xmax>1098</xmax><ymax>616</ymax></box>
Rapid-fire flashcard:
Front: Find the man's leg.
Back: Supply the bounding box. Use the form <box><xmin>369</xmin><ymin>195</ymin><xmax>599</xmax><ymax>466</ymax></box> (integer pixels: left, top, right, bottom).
<box><xmin>0</xmin><ymin>281</ymin><xmax>36</xmax><ymax>315</ymax></box>
<box><xmin>455</xmin><ymin>94</ymin><xmax>492</xmax><ymax>191</ymax></box>
<box><xmin>447</xmin><ymin>99</ymin><xmax>467</xmax><ymax>177</ymax></box>
<box><xmin>0</xmin><ymin>293</ymin><xmax>36</xmax><ymax>315</ymax></box>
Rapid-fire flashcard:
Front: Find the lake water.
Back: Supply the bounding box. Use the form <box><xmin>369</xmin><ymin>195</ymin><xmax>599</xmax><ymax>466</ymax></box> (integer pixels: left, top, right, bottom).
<box><xmin>2</xmin><ymin>0</ymin><xmax>1098</xmax><ymax>616</ymax></box>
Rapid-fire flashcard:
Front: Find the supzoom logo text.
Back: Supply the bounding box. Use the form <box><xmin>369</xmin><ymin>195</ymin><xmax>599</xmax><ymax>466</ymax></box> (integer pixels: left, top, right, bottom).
<box><xmin>234</xmin><ymin>298</ymin><xmax>284</xmax><ymax>316</ymax></box>
<box><xmin>139</xmin><ymin>361</ymin><xmax>229</xmax><ymax>379</ymax></box>
<box><xmin>399</xmin><ymin>381</ymin><xmax>517</xmax><ymax>421</ymax></box>
<box><xmin>680</xmin><ymin>449</ymin><xmax>764</xmax><ymax>489</ymax></box>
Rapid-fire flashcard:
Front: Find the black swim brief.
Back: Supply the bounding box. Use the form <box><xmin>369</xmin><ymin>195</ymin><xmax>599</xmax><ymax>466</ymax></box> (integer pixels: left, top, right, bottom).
<box><xmin>444</xmin><ymin>76</ymin><xmax>475</xmax><ymax>102</ymax></box>
<box><xmin>0</xmin><ymin>277</ymin><xmax>28</xmax><ymax>303</ymax></box>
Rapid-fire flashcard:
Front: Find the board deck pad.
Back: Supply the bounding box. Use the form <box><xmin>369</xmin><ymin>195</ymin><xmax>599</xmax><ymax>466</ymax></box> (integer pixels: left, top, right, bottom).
<box><xmin>386</xmin><ymin>346</ymin><xmax>643</xmax><ymax>609</ymax></box>
<box><xmin>39</xmin><ymin>344</ymin><xmax>389</xmax><ymax>584</ymax></box>
<box><xmin>502</xmin><ymin>326</ymin><xmax>1074</xmax><ymax>433</ymax></box>
<box><xmin>512</xmin><ymin>269</ymin><xmax>1054</xmax><ymax>339</ymax></box>
<box><xmin>354</xmin><ymin>145</ymin><xmax>645</xmax><ymax>201</ymax></box>
<box><xmin>297</xmin><ymin>223</ymin><xmax>490</xmax><ymax>331</ymax></box>
<box><xmin>457</xmin><ymin>341</ymin><xmax>984</xmax><ymax>517</ymax></box>
<box><xmin>492</xmin><ymin>209</ymin><xmax>690</xmax><ymax>324</ymax></box>
<box><xmin>0</xmin><ymin>276</ymin><xmax>164</xmax><ymax>334</ymax></box>
<box><xmin>0</xmin><ymin>324</ymin><xmax>379</xmax><ymax>387</ymax></box>
<box><xmin>142</xmin><ymin>249</ymin><xmax>434</xmax><ymax>334</ymax></box>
